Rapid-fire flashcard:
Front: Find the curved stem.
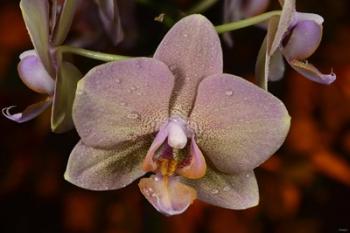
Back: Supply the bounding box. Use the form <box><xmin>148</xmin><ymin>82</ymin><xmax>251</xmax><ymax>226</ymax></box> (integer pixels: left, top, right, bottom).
<box><xmin>187</xmin><ymin>0</ymin><xmax>218</xmax><ymax>14</ymax></box>
<box><xmin>56</xmin><ymin>45</ymin><xmax>130</xmax><ymax>62</ymax></box>
<box><xmin>215</xmin><ymin>10</ymin><xmax>281</xmax><ymax>34</ymax></box>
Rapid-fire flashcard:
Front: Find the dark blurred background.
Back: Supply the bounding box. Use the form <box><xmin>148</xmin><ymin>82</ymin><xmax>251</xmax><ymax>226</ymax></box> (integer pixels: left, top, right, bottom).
<box><xmin>1</xmin><ymin>0</ymin><xmax>350</xmax><ymax>232</ymax></box>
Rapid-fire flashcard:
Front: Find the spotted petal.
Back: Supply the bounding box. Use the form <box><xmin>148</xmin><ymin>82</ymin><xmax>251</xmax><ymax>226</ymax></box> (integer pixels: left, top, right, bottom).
<box><xmin>65</xmin><ymin>138</ymin><xmax>151</xmax><ymax>190</ymax></box>
<box><xmin>189</xmin><ymin>74</ymin><xmax>290</xmax><ymax>174</ymax></box>
<box><xmin>20</xmin><ymin>0</ymin><xmax>53</xmax><ymax>75</ymax></box>
<box><xmin>73</xmin><ymin>58</ymin><xmax>174</xmax><ymax>149</ymax></box>
<box><xmin>154</xmin><ymin>14</ymin><xmax>222</xmax><ymax>117</ymax></box>
<box><xmin>182</xmin><ymin>168</ymin><xmax>259</xmax><ymax>210</ymax></box>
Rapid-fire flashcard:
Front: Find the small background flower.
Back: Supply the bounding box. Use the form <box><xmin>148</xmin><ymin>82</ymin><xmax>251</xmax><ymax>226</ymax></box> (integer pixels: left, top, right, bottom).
<box><xmin>1</xmin><ymin>0</ymin><xmax>350</xmax><ymax>233</ymax></box>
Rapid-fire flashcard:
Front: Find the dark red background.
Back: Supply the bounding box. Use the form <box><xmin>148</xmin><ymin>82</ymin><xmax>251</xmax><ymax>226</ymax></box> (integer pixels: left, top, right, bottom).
<box><xmin>1</xmin><ymin>0</ymin><xmax>350</xmax><ymax>232</ymax></box>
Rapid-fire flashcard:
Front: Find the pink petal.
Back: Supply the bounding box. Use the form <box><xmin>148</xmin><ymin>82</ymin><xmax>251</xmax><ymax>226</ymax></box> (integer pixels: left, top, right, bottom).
<box><xmin>222</xmin><ymin>0</ymin><xmax>270</xmax><ymax>47</ymax></box>
<box><xmin>17</xmin><ymin>51</ymin><xmax>55</xmax><ymax>95</ymax></box>
<box><xmin>51</xmin><ymin>61</ymin><xmax>82</xmax><ymax>133</ymax></box>
<box><xmin>143</xmin><ymin>124</ymin><xmax>169</xmax><ymax>172</ymax></box>
<box><xmin>177</xmin><ymin>137</ymin><xmax>207</xmax><ymax>179</ymax></box>
<box><xmin>20</xmin><ymin>0</ymin><xmax>53</xmax><ymax>74</ymax></box>
<box><xmin>138</xmin><ymin>175</ymin><xmax>197</xmax><ymax>216</ymax></box>
<box><xmin>243</xmin><ymin>0</ymin><xmax>270</xmax><ymax>18</ymax></box>
<box><xmin>182</xmin><ymin>168</ymin><xmax>259</xmax><ymax>210</ymax></box>
<box><xmin>64</xmin><ymin>139</ymin><xmax>151</xmax><ymax>190</ymax></box>
<box><xmin>288</xmin><ymin>59</ymin><xmax>336</xmax><ymax>84</ymax></box>
<box><xmin>269</xmin><ymin>0</ymin><xmax>295</xmax><ymax>55</ymax></box>
<box><xmin>189</xmin><ymin>74</ymin><xmax>290</xmax><ymax>173</ymax></box>
<box><xmin>256</xmin><ymin>26</ymin><xmax>285</xmax><ymax>90</ymax></box>
<box><xmin>73</xmin><ymin>58</ymin><xmax>174</xmax><ymax>149</ymax></box>
<box><xmin>154</xmin><ymin>14</ymin><xmax>222</xmax><ymax>117</ymax></box>
<box><xmin>282</xmin><ymin>20</ymin><xmax>322</xmax><ymax>61</ymax></box>
<box><xmin>2</xmin><ymin>98</ymin><xmax>52</xmax><ymax>123</ymax></box>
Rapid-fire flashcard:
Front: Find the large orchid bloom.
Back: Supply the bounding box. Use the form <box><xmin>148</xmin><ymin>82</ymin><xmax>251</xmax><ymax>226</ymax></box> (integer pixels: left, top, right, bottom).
<box><xmin>223</xmin><ymin>0</ymin><xmax>270</xmax><ymax>46</ymax></box>
<box><xmin>64</xmin><ymin>14</ymin><xmax>291</xmax><ymax>216</ymax></box>
<box><xmin>256</xmin><ymin>0</ymin><xmax>336</xmax><ymax>90</ymax></box>
<box><xmin>2</xmin><ymin>0</ymin><xmax>82</xmax><ymax>133</ymax></box>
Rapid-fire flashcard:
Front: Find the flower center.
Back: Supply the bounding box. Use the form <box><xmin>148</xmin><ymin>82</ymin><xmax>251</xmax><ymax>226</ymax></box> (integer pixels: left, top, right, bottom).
<box><xmin>159</xmin><ymin>158</ymin><xmax>178</xmax><ymax>177</ymax></box>
<box><xmin>142</xmin><ymin>117</ymin><xmax>206</xmax><ymax>180</ymax></box>
<box><xmin>139</xmin><ymin>117</ymin><xmax>207</xmax><ymax>215</ymax></box>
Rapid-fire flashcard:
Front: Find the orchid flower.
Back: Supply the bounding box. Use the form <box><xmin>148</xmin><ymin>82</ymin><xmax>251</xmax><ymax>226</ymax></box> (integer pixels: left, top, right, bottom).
<box><xmin>256</xmin><ymin>0</ymin><xmax>336</xmax><ymax>90</ymax></box>
<box><xmin>64</xmin><ymin>14</ymin><xmax>291</xmax><ymax>216</ymax></box>
<box><xmin>223</xmin><ymin>0</ymin><xmax>270</xmax><ymax>46</ymax></box>
<box><xmin>2</xmin><ymin>0</ymin><xmax>82</xmax><ymax>133</ymax></box>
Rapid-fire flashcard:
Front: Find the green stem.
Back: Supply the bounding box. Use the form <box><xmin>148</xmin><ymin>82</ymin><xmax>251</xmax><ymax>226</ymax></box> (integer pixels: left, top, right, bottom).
<box><xmin>215</xmin><ymin>10</ymin><xmax>281</xmax><ymax>34</ymax></box>
<box><xmin>187</xmin><ymin>0</ymin><xmax>218</xmax><ymax>14</ymax></box>
<box><xmin>57</xmin><ymin>45</ymin><xmax>130</xmax><ymax>62</ymax></box>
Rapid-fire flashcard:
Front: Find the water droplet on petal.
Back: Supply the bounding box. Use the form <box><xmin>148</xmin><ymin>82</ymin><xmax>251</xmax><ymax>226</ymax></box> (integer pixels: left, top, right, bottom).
<box><xmin>169</xmin><ymin>65</ymin><xmax>176</xmax><ymax>71</ymax></box>
<box><xmin>131</xmin><ymin>85</ymin><xmax>137</xmax><ymax>91</ymax></box>
<box><xmin>223</xmin><ymin>186</ymin><xmax>231</xmax><ymax>192</ymax></box>
<box><xmin>211</xmin><ymin>189</ymin><xmax>219</xmax><ymax>194</ymax></box>
<box><xmin>115</xmin><ymin>79</ymin><xmax>121</xmax><ymax>84</ymax></box>
<box><xmin>183</xmin><ymin>33</ymin><xmax>188</xmax><ymax>38</ymax></box>
<box><xmin>76</xmin><ymin>89</ymin><xmax>83</xmax><ymax>95</ymax></box>
<box><xmin>127</xmin><ymin>112</ymin><xmax>140</xmax><ymax>120</ymax></box>
<box><xmin>225</xmin><ymin>90</ymin><xmax>233</xmax><ymax>96</ymax></box>
<box><xmin>246</xmin><ymin>174</ymin><xmax>250</xmax><ymax>178</ymax></box>
<box><xmin>120</xmin><ymin>102</ymin><xmax>127</xmax><ymax>107</ymax></box>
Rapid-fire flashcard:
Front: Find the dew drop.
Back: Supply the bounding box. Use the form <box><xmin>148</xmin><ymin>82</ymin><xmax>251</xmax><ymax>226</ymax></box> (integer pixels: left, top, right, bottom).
<box><xmin>211</xmin><ymin>189</ymin><xmax>219</xmax><ymax>194</ymax></box>
<box><xmin>76</xmin><ymin>89</ymin><xmax>83</xmax><ymax>95</ymax></box>
<box><xmin>127</xmin><ymin>112</ymin><xmax>140</xmax><ymax>120</ymax></box>
<box><xmin>143</xmin><ymin>188</ymin><xmax>150</xmax><ymax>196</ymax></box>
<box><xmin>225</xmin><ymin>90</ymin><xmax>233</xmax><ymax>96</ymax></box>
<box><xmin>183</xmin><ymin>33</ymin><xmax>188</xmax><ymax>38</ymax></box>
<box><xmin>130</xmin><ymin>85</ymin><xmax>137</xmax><ymax>91</ymax></box>
<box><xmin>169</xmin><ymin>65</ymin><xmax>176</xmax><ymax>71</ymax></box>
<box><xmin>115</xmin><ymin>79</ymin><xmax>121</xmax><ymax>84</ymax></box>
<box><xmin>120</xmin><ymin>102</ymin><xmax>127</xmax><ymax>107</ymax></box>
<box><xmin>223</xmin><ymin>186</ymin><xmax>231</xmax><ymax>192</ymax></box>
<box><xmin>246</xmin><ymin>174</ymin><xmax>250</xmax><ymax>178</ymax></box>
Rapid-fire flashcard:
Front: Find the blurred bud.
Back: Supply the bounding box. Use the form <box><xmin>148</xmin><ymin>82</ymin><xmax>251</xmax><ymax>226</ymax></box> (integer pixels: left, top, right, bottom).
<box><xmin>17</xmin><ymin>50</ymin><xmax>55</xmax><ymax>95</ymax></box>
